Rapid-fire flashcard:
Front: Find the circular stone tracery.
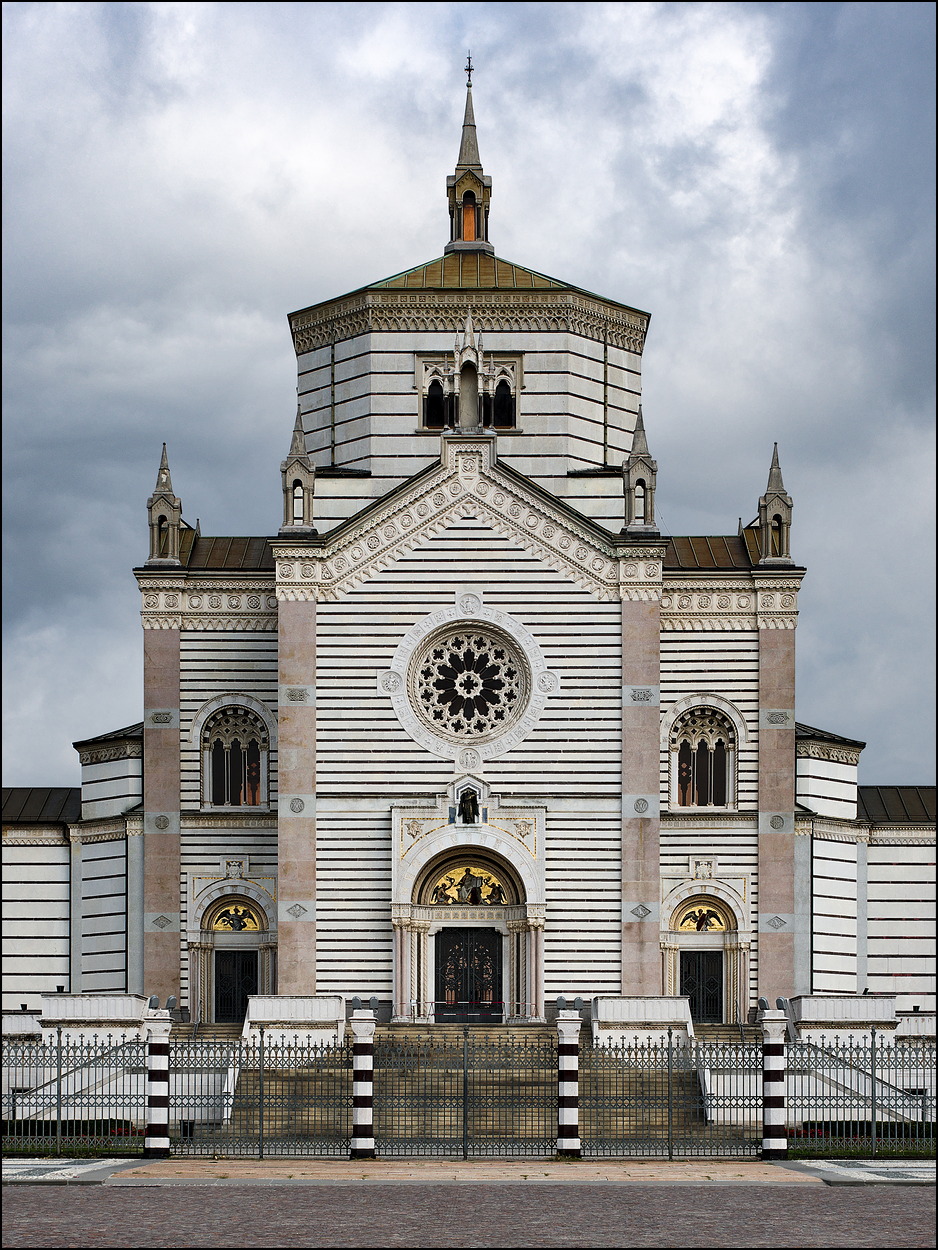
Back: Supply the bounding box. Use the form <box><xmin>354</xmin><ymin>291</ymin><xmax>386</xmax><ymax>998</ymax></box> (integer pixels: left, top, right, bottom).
<box><xmin>410</xmin><ymin>628</ymin><xmax>529</xmax><ymax>740</ymax></box>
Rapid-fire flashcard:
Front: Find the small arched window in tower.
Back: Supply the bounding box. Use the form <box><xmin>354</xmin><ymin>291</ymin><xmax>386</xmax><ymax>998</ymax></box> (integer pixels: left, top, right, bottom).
<box><xmin>462</xmin><ymin>191</ymin><xmax>477</xmax><ymax>242</ymax></box>
<box><xmin>634</xmin><ymin>481</ymin><xmax>646</xmax><ymax>524</ymax></box>
<box><xmin>157</xmin><ymin>516</ymin><xmax>169</xmax><ymax>557</ymax></box>
<box><xmin>770</xmin><ymin>515</ymin><xmax>784</xmax><ymax>558</ymax></box>
<box><xmin>671</xmin><ymin>707</ymin><xmax>736</xmax><ymax>809</ymax></box>
<box><xmin>493</xmin><ymin>378</ymin><xmax>515</xmax><ymax>429</ymax></box>
<box><xmin>292</xmin><ymin>481</ymin><xmax>304</xmax><ymax>523</ymax></box>
<box><xmin>424</xmin><ymin>379</ymin><xmax>446</xmax><ymax>429</ymax></box>
<box><xmin>203</xmin><ymin>707</ymin><xmax>269</xmax><ymax>808</ymax></box>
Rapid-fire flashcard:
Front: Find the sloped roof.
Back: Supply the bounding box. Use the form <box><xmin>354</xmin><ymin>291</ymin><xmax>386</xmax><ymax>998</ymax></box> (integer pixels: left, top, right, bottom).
<box><xmin>73</xmin><ymin>723</ymin><xmax>143</xmax><ymax>750</ymax></box>
<box><xmin>368</xmin><ymin>253</ymin><xmax>580</xmax><ymax>294</ymax></box>
<box><xmin>181</xmin><ymin>534</ymin><xmax>275</xmax><ymax>570</ymax></box>
<box><xmin>663</xmin><ymin>535</ymin><xmax>755</xmax><ymax>570</ymax></box>
<box><xmin>2</xmin><ymin>787</ymin><xmax>80</xmax><ymax>825</ymax></box>
<box><xmin>857</xmin><ymin>786</ymin><xmax>935</xmax><ymax>824</ymax></box>
<box><xmin>795</xmin><ymin>722</ymin><xmax>866</xmax><ymax>749</ymax></box>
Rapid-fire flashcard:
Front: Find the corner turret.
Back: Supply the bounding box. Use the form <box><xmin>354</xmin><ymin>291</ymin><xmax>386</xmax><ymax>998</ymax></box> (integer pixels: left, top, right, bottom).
<box><xmin>146</xmin><ymin>443</ymin><xmax>182</xmax><ymax>565</ymax></box>
<box><xmin>757</xmin><ymin>443</ymin><xmax>793</xmax><ymax>564</ymax></box>
<box><xmin>280</xmin><ymin>407</ymin><xmax>316</xmax><ymax>534</ymax></box>
<box><xmin>622</xmin><ymin>406</ymin><xmax>659</xmax><ymax>534</ymax></box>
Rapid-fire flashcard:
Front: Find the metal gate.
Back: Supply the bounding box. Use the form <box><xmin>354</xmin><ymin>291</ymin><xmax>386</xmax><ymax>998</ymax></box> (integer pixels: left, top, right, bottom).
<box><xmin>581</xmin><ymin>1033</ymin><xmax>762</xmax><ymax>1157</ymax></box>
<box><xmin>374</xmin><ymin>1029</ymin><xmax>556</xmax><ymax>1157</ymax></box>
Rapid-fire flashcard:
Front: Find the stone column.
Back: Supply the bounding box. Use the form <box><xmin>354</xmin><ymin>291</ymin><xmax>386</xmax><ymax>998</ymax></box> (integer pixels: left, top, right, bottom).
<box><xmin>276</xmin><ymin>595</ymin><xmax>318</xmax><ymax>992</ymax></box>
<box><xmin>349</xmin><ymin>1009</ymin><xmax>376</xmax><ymax>1160</ymax></box>
<box><xmin>143</xmin><ymin>627</ymin><xmax>181</xmax><ymax>1002</ymax></box>
<box><xmin>759</xmin><ymin>1008</ymin><xmax>788</xmax><ymax>1160</ymax></box>
<box><xmin>556</xmin><ymin>1009</ymin><xmax>582</xmax><ymax>1158</ymax></box>
<box><xmin>143</xmin><ymin>1011</ymin><xmax>173</xmax><ymax>1158</ymax></box>
<box><xmin>756</xmin><ymin>587</ymin><xmax>798</xmax><ymax>1000</ymax></box>
<box><xmin>620</xmin><ymin>557</ymin><xmax>663</xmax><ymax>994</ymax></box>
<box><xmin>126</xmin><ymin>826</ymin><xmax>145</xmax><ymax>994</ymax></box>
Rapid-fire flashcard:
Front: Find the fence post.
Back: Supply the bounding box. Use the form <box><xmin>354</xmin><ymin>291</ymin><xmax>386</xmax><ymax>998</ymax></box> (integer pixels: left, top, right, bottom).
<box><xmin>143</xmin><ymin>1012</ymin><xmax>173</xmax><ymax>1158</ymax></box>
<box><xmin>556</xmin><ymin>1009</ymin><xmax>581</xmax><ymax>1158</ymax></box>
<box><xmin>55</xmin><ymin>1027</ymin><xmax>63</xmax><ymax>1157</ymax></box>
<box><xmin>760</xmin><ymin>1009</ymin><xmax>788</xmax><ymax>1160</ymax></box>
<box><xmin>869</xmin><ymin>1026</ymin><xmax>877</xmax><ymax>1159</ymax></box>
<box><xmin>349</xmin><ymin>1009</ymin><xmax>376</xmax><ymax>1160</ymax></box>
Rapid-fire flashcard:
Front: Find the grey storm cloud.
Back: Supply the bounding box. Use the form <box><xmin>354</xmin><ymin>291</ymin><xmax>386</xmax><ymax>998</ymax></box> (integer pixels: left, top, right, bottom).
<box><xmin>2</xmin><ymin>1</ymin><xmax>935</xmax><ymax>786</ymax></box>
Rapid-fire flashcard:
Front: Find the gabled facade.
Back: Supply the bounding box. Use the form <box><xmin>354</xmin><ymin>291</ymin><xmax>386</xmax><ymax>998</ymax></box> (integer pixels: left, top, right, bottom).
<box><xmin>3</xmin><ymin>84</ymin><xmax>934</xmax><ymax>1032</ymax></box>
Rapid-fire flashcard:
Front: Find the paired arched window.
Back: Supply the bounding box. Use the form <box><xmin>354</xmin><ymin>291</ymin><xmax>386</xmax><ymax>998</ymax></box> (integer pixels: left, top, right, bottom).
<box><xmin>670</xmin><ymin>707</ymin><xmax>736</xmax><ymax>809</ymax></box>
<box><xmin>202</xmin><ymin>706</ymin><xmax>269</xmax><ymax>808</ymax></box>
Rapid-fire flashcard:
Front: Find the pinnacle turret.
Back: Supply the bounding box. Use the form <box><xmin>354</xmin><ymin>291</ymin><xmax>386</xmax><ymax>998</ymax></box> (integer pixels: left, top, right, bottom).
<box><xmin>445</xmin><ymin>56</ymin><xmax>493</xmax><ymax>255</ymax></box>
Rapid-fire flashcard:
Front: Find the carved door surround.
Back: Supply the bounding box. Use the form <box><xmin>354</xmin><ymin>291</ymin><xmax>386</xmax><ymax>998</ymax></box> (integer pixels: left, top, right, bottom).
<box><xmin>660</xmin><ymin>878</ymin><xmax>751</xmax><ymax>1025</ymax></box>
<box><xmin>391</xmin><ymin>777</ymin><xmax>546</xmax><ymax>1023</ymax></box>
<box><xmin>186</xmin><ymin>876</ymin><xmax>278</xmax><ymax>1024</ymax></box>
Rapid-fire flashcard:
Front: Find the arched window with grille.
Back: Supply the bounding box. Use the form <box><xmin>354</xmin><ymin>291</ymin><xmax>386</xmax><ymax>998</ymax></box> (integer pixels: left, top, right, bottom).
<box><xmin>202</xmin><ymin>706</ymin><xmax>269</xmax><ymax>808</ymax></box>
<box><xmin>670</xmin><ymin>707</ymin><xmax>736</xmax><ymax>809</ymax></box>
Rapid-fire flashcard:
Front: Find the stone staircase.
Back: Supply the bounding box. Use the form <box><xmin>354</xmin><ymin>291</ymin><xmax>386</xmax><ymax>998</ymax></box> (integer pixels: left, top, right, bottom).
<box><xmin>693</xmin><ymin>1023</ymin><xmax>763</xmax><ymax>1045</ymax></box>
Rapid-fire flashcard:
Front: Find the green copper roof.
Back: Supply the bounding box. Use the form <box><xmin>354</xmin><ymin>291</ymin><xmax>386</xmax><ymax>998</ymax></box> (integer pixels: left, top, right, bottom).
<box><xmin>368</xmin><ymin>253</ymin><xmax>570</xmax><ymax>292</ymax></box>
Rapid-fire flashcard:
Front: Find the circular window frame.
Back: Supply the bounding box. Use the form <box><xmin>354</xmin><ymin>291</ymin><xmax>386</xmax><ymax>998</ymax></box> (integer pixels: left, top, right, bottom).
<box><xmin>378</xmin><ymin>596</ymin><xmax>559</xmax><ymax>763</ymax></box>
<box><xmin>409</xmin><ymin>623</ymin><xmax>530</xmax><ymax>745</ymax></box>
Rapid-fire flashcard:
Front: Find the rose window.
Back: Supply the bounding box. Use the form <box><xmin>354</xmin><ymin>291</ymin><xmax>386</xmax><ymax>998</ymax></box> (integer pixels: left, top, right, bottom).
<box><xmin>410</xmin><ymin>628</ymin><xmax>528</xmax><ymax>740</ymax></box>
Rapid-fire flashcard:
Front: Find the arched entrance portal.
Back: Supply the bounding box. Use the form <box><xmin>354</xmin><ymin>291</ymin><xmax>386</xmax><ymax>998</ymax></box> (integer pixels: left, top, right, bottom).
<box><xmin>189</xmin><ymin>895</ymin><xmax>276</xmax><ymax>1024</ymax></box>
<box><xmin>661</xmin><ymin>894</ymin><xmax>749</xmax><ymax>1025</ymax></box>
<box><xmin>392</xmin><ymin>851</ymin><xmax>544</xmax><ymax>1024</ymax></box>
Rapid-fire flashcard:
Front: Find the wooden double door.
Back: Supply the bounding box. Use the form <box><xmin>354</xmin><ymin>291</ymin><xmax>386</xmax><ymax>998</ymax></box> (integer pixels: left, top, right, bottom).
<box><xmin>435</xmin><ymin>928</ymin><xmax>503</xmax><ymax>1023</ymax></box>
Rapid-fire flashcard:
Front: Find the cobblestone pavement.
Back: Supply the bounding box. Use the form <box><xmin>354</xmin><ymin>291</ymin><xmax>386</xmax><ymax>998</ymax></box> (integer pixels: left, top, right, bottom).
<box><xmin>2</xmin><ymin>1178</ymin><xmax>935</xmax><ymax>1247</ymax></box>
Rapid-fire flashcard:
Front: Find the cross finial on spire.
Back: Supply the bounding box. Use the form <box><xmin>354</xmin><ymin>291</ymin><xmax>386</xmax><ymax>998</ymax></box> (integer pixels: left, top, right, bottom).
<box><xmin>465</xmin><ymin>51</ymin><xmax>473</xmax><ymax>87</ymax></box>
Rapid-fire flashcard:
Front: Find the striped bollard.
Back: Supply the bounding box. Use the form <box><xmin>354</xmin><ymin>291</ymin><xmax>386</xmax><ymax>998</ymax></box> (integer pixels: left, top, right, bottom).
<box><xmin>557</xmin><ymin>1009</ymin><xmax>582</xmax><ymax>1158</ymax></box>
<box><xmin>350</xmin><ymin>1009</ymin><xmax>376</xmax><ymax>1160</ymax></box>
<box><xmin>760</xmin><ymin>1008</ymin><xmax>788</xmax><ymax>1160</ymax></box>
<box><xmin>143</xmin><ymin>1013</ymin><xmax>173</xmax><ymax>1158</ymax></box>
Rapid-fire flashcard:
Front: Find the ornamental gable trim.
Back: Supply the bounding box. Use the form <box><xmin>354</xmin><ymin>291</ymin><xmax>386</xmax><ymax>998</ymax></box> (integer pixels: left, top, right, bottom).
<box><xmin>275</xmin><ymin>438</ymin><xmax>663</xmax><ymax>603</ymax></box>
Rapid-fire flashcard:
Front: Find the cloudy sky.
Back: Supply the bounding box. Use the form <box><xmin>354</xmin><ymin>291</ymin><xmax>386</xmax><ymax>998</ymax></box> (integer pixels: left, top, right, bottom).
<box><xmin>3</xmin><ymin>1</ymin><xmax>935</xmax><ymax>787</ymax></box>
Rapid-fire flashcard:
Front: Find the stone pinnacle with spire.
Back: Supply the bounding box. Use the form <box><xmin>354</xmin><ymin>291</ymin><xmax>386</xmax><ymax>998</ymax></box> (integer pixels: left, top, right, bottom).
<box><xmin>446</xmin><ymin>54</ymin><xmax>494</xmax><ymax>255</ymax></box>
<box><xmin>766</xmin><ymin>442</ymin><xmax>786</xmax><ymax>493</ymax></box>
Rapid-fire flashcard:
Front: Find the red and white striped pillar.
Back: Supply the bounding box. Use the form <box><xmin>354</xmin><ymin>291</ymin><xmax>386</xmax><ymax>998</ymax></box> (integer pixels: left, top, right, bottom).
<box><xmin>350</xmin><ymin>1009</ymin><xmax>376</xmax><ymax>1160</ymax></box>
<box><xmin>760</xmin><ymin>1008</ymin><xmax>788</xmax><ymax>1159</ymax></box>
<box><xmin>143</xmin><ymin>1013</ymin><xmax>173</xmax><ymax>1158</ymax></box>
<box><xmin>557</xmin><ymin>1009</ymin><xmax>582</xmax><ymax>1158</ymax></box>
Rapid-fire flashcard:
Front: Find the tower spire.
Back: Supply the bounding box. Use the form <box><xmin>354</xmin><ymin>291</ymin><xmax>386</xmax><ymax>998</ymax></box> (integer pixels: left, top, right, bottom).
<box><xmin>146</xmin><ymin>443</ymin><xmax>182</xmax><ymax>565</ymax></box>
<box><xmin>757</xmin><ymin>443</ymin><xmax>793</xmax><ymax>564</ymax></box>
<box><xmin>446</xmin><ymin>55</ymin><xmax>493</xmax><ymax>255</ymax></box>
<box><xmin>622</xmin><ymin>406</ymin><xmax>659</xmax><ymax>534</ymax></box>
<box><xmin>280</xmin><ymin>404</ymin><xmax>316</xmax><ymax>534</ymax></box>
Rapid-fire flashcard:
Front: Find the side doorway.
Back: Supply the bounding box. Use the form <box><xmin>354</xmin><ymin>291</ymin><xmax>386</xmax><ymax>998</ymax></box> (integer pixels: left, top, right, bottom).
<box><xmin>679</xmin><ymin>950</ymin><xmax>723</xmax><ymax>1024</ymax></box>
<box><xmin>214</xmin><ymin>950</ymin><xmax>258</xmax><ymax>1023</ymax></box>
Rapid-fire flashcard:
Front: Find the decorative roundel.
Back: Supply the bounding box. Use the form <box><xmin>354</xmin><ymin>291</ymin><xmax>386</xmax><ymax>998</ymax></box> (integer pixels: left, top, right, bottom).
<box><xmin>410</xmin><ymin>626</ymin><xmax>529</xmax><ymax>742</ymax></box>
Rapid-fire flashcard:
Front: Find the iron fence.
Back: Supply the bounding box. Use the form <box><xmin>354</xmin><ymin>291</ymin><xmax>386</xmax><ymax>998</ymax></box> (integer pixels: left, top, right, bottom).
<box><xmin>581</xmin><ymin>1031</ymin><xmax>763</xmax><ymax>1158</ymax></box>
<box><xmin>169</xmin><ymin>1034</ymin><xmax>352</xmax><ymax>1157</ymax></box>
<box><xmin>373</xmin><ymin>1029</ymin><xmax>556</xmax><ymax>1157</ymax></box>
<box><xmin>786</xmin><ymin>1033</ymin><xmax>936</xmax><ymax>1158</ymax></box>
<box><xmin>3</xmin><ymin>1028</ymin><xmax>934</xmax><ymax>1160</ymax></box>
<box><xmin>1</xmin><ymin>1032</ymin><xmax>147</xmax><ymax>1156</ymax></box>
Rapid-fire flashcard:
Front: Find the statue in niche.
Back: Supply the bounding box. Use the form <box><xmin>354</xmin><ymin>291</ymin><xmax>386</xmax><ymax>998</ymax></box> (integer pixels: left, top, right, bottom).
<box><xmin>457</xmin><ymin>788</ymin><xmax>479</xmax><ymax>825</ymax></box>
<box><xmin>456</xmin><ymin>868</ymin><xmax>485</xmax><ymax>904</ymax></box>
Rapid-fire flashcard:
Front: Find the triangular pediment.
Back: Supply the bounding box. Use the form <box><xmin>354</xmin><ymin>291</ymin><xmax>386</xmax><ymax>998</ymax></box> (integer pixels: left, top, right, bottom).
<box><xmin>276</xmin><ymin>437</ymin><xmax>635</xmax><ymax>602</ymax></box>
